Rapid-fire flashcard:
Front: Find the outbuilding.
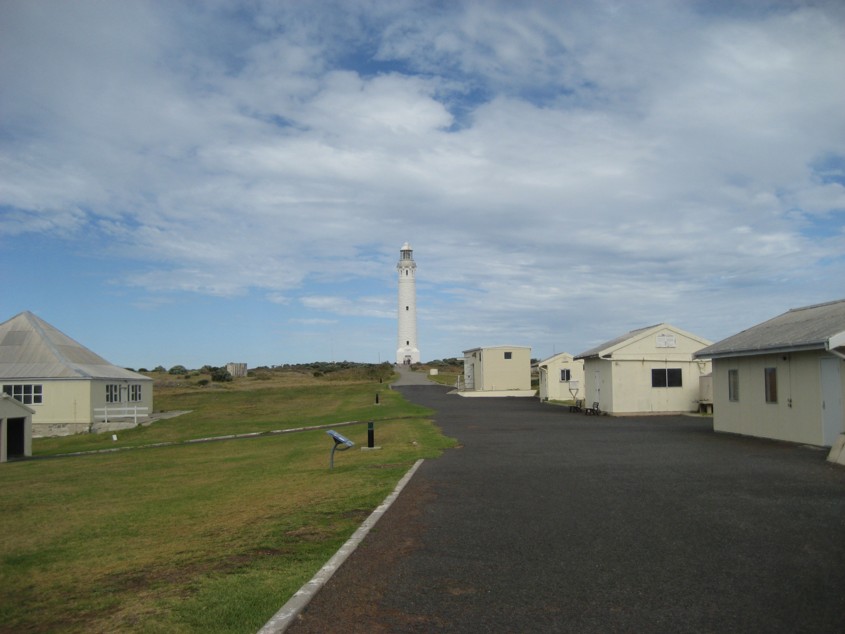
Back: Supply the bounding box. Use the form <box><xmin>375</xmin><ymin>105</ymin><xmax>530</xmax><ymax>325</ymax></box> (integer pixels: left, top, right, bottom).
<box><xmin>694</xmin><ymin>299</ymin><xmax>845</xmax><ymax>447</ymax></box>
<box><xmin>0</xmin><ymin>394</ymin><xmax>33</xmax><ymax>462</ymax></box>
<box><xmin>575</xmin><ymin>323</ymin><xmax>712</xmax><ymax>415</ymax></box>
<box><xmin>0</xmin><ymin>311</ymin><xmax>153</xmax><ymax>437</ymax></box>
<box><xmin>461</xmin><ymin>346</ymin><xmax>534</xmax><ymax>397</ymax></box>
<box><xmin>537</xmin><ymin>352</ymin><xmax>585</xmax><ymax>403</ymax></box>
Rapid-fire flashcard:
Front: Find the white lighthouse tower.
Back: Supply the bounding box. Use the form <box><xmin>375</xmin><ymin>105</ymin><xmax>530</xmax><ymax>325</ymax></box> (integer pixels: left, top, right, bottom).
<box><xmin>396</xmin><ymin>242</ymin><xmax>420</xmax><ymax>365</ymax></box>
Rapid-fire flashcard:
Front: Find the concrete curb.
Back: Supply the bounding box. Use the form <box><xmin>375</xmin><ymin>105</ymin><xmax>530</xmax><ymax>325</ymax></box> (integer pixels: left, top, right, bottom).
<box><xmin>827</xmin><ymin>434</ymin><xmax>845</xmax><ymax>466</ymax></box>
<box><xmin>257</xmin><ymin>458</ymin><xmax>425</xmax><ymax>633</ymax></box>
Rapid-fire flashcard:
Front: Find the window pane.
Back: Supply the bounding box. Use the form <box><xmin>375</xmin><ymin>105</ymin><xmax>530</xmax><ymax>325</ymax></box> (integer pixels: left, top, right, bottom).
<box><xmin>765</xmin><ymin>368</ymin><xmax>777</xmax><ymax>403</ymax></box>
<box><xmin>504</xmin><ymin>352</ymin><xmax>512</xmax><ymax>359</ymax></box>
<box><xmin>667</xmin><ymin>369</ymin><xmax>683</xmax><ymax>387</ymax></box>
<box><xmin>652</xmin><ymin>369</ymin><xmax>667</xmax><ymax>387</ymax></box>
<box><xmin>728</xmin><ymin>369</ymin><xmax>739</xmax><ymax>402</ymax></box>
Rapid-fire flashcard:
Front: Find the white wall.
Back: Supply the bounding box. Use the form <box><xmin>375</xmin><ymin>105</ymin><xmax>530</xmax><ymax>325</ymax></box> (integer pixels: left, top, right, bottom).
<box><xmin>712</xmin><ymin>351</ymin><xmax>845</xmax><ymax>446</ymax></box>
<box><xmin>538</xmin><ymin>354</ymin><xmax>585</xmax><ymax>401</ymax></box>
<box><xmin>581</xmin><ymin>325</ymin><xmax>711</xmax><ymax>414</ymax></box>
<box><xmin>606</xmin><ymin>359</ymin><xmax>710</xmax><ymax>414</ymax></box>
<box><xmin>463</xmin><ymin>347</ymin><xmax>531</xmax><ymax>391</ymax></box>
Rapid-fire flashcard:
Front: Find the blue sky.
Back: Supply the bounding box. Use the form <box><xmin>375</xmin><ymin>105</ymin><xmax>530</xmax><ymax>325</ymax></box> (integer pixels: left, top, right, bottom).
<box><xmin>1</xmin><ymin>0</ymin><xmax>844</xmax><ymax>370</ymax></box>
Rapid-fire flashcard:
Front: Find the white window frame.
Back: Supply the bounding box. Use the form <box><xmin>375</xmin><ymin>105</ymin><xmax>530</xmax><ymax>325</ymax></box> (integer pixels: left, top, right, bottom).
<box><xmin>2</xmin><ymin>384</ymin><xmax>43</xmax><ymax>405</ymax></box>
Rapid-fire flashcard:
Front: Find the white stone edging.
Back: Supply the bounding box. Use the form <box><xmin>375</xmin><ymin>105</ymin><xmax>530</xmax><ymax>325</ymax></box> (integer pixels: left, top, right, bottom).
<box><xmin>257</xmin><ymin>458</ymin><xmax>425</xmax><ymax>633</ymax></box>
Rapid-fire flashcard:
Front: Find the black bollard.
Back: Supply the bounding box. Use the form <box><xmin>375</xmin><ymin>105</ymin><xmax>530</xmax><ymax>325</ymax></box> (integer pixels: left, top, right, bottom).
<box><xmin>375</xmin><ymin>392</ymin><xmax>380</xmax><ymax>405</ymax></box>
<box><xmin>368</xmin><ymin>421</ymin><xmax>374</xmax><ymax>448</ymax></box>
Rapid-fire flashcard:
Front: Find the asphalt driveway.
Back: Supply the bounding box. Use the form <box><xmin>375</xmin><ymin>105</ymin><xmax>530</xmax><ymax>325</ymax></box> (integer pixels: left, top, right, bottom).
<box><xmin>288</xmin><ymin>385</ymin><xmax>845</xmax><ymax>633</ymax></box>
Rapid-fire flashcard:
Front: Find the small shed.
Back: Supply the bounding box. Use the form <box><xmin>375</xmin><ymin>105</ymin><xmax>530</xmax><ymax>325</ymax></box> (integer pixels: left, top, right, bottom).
<box><xmin>1</xmin><ymin>393</ymin><xmax>33</xmax><ymax>462</ymax></box>
<box><xmin>575</xmin><ymin>323</ymin><xmax>712</xmax><ymax>415</ymax></box>
<box><xmin>461</xmin><ymin>346</ymin><xmax>534</xmax><ymax>397</ymax></box>
<box><xmin>695</xmin><ymin>299</ymin><xmax>845</xmax><ymax>447</ymax></box>
<box><xmin>537</xmin><ymin>352</ymin><xmax>585</xmax><ymax>402</ymax></box>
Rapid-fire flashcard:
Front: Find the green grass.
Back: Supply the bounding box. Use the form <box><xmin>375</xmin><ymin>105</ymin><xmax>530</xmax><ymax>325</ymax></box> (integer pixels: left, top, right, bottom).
<box><xmin>34</xmin><ymin>374</ymin><xmax>423</xmax><ymax>456</ymax></box>
<box><xmin>0</xmin><ymin>377</ymin><xmax>455</xmax><ymax>633</ymax></box>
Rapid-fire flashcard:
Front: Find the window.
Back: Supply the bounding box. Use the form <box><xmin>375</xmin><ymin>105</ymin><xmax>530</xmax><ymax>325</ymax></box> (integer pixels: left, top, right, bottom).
<box><xmin>106</xmin><ymin>384</ymin><xmax>120</xmax><ymax>403</ymax></box>
<box><xmin>560</xmin><ymin>369</ymin><xmax>571</xmax><ymax>382</ymax></box>
<box><xmin>764</xmin><ymin>368</ymin><xmax>777</xmax><ymax>403</ymax></box>
<box><xmin>652</xmin><ymin>368</ymin><xmax>682</xmax><ymax>388</ymax></box>
<box><xmin>129</xmin><ymin>384</ymin><xmax>142</xmax><ymax>402</ymax></box>
<box><xmin>504</xmin><ymin>351</ymin><xmax>512</xmax><ymax>360</ymax></box>
<box><xmin>2</xmin><ymin>384</ymin><xmax>43</xmax><ymax>405</ymax></box>
<box><xmin>728</xmin><ymin>369</ymin><xmax>739</xmax><ymax>402</ymax></box>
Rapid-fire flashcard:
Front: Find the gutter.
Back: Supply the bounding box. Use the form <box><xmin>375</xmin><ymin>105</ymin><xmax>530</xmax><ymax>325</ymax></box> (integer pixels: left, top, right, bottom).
<box><xmin>825</xmin><ymin>331</ymin><xmax>845</xmax><ymax>361</ymax></box>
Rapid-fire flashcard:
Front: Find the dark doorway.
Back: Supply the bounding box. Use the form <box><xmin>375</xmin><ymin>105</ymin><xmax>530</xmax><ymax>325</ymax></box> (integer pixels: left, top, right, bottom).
<box><xmin>7</xmin><ymin>417</ymin><xmax>25</xmax><ymax>458</ymax></box>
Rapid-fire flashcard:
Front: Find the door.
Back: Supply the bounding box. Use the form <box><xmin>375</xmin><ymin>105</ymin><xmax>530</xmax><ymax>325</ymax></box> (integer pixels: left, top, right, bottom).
<box><xmin>589</xmin><ymin>369</ymin><xmax>601</xmax><ymax>406</ymax></box>
<box><xmin>820</xmin><ymin>357</ymin><xmax>843</xmax><ymax>446</ymax></box>
<box><xmin>7</xmin><ymin>417</ymin><xmax>25</xmax><ymax>458</ymax></box>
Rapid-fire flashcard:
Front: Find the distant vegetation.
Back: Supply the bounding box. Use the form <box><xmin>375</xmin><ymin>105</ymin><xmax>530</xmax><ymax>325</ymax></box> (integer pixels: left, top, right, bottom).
<box><xmin>144</xmin><ymin>361</ymin><xmax>398</xmax><ymax>389</ymax></box>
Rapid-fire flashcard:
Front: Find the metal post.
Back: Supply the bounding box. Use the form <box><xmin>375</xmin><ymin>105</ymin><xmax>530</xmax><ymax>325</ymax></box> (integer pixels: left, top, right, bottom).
<box><xmin>368</xmin><ymin>421</ymin><xmax>374</xmax><ymax>448</ymax></box>
<box><xmin>375</xmin><ymin>392</ymin><xmax>380</xmax><ymax>405</ymax></box>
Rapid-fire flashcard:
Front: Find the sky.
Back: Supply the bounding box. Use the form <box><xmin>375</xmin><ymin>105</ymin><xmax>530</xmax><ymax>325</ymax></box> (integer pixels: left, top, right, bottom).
<box><xmin>1</xmin><ymin>0</ymin><xmax>844</xmax><ymax>370</ymax></box>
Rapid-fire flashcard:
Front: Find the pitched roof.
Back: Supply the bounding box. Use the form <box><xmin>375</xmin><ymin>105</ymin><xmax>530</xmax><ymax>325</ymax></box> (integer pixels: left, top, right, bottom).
<box><xmin>0</xmin><ymin>311</ymin><xmax>151</xmax><ymax>381</ymax></box>
<box><xmin>575</xmin><ymin>323</ymin><xmax>712</xmax><ymax>359</ymax></box>
<box><xmin>575</xmin><ymin>324</ymin><xmax>660</xmax><ymax>359</ymax></box>
<box><xmin>695</xmin><ymin>299</ymin><xmax>845</xmax><ymax>359</ymax></box>
<box><xmin>536</xmin><ymin>352</ymin><xmax>575</xmax><ymax>366</ymax></box>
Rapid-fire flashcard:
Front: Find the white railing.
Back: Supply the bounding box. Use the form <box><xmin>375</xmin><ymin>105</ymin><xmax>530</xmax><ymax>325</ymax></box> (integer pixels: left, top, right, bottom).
<box><xmin>93</xmin><ymin>406</ymin><xmax>149</xmax><ymax>424</ymax></box>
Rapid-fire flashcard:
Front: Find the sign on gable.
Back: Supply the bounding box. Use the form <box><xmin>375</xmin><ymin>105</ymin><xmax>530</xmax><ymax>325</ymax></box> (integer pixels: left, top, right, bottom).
<box><xmin>656</xmin><ymin>333</ymin><xmax>677</xmax><ymax>348</ymax></box>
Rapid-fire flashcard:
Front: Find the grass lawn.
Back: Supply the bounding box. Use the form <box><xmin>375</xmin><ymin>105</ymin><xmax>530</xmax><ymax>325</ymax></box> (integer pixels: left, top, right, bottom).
<box><xmin>0</xmin><ymin>372</ymin><xmax>455</xmax><ymax>633</ymax></box>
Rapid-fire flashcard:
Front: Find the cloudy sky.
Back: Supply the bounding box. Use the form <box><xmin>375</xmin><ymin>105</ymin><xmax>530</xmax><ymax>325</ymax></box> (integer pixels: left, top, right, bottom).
<box><xmin>1</xmin><ymin>1</ymin><xmax>844</xmax><ymax>369</ymax></box>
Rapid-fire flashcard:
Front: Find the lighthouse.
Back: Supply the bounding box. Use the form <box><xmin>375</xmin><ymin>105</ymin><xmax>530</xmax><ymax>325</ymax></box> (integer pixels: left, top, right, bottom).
<box><xmin>396</xmin><ymin>242</ymin><xmax>420</xmax><ymax>365</ymax></box>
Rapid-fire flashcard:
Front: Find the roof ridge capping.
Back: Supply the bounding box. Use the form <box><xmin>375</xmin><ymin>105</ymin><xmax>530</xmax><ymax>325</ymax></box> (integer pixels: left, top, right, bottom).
<box><xmin>787</xmin><ymin>298</ymin><xmax>845</xmax><ymax>313</ymax></box>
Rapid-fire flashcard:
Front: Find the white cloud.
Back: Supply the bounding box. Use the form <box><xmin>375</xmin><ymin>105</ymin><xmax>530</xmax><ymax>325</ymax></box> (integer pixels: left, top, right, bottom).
<box><xmin>1</xmin><ymin>0</ymin><xmax>843</xmax><ymax>364</ymax></box>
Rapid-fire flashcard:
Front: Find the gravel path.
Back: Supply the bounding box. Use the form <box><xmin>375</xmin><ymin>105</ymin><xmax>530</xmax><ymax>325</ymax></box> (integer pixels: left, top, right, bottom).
<box><xmin>287</xmin><ymin>385</ymin><xmax>845</xmax><ymax>633</ymax></box>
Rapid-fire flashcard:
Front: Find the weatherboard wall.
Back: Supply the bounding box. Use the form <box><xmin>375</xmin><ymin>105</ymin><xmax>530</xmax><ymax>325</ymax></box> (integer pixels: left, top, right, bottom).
<box><xmin>6</xmin><ymin>378</ymin><xmax>154</xmax><ymax>438</ymax></box>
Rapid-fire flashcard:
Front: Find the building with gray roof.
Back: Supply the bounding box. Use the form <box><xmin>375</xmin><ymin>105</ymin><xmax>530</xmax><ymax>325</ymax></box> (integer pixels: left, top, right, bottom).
<box><xmin>575</xmin><ymin>323</ymin><xmax>712</xmax><ymax>415</ymax></box>
<box><xmin>0</xmin><ymin>311</ymin><xmax>153</xmax><ymax>437</ymax></box>
<box><xmin>695</xmin><ymin>299</ymin><xmax>845</xmax><ymax>446</ymax></box>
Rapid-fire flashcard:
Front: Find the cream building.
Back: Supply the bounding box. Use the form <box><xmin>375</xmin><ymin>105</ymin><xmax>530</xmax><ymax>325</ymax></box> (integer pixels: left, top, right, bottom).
<box><xmin>461</xmin><ymin>346</ymin><xmax>534</xmax><ymax>397</ymax></box>
<box><xmin>695</xmin><ymin>299</ymin><xmax>845</xmax><ymax>447</ymax></box>
<box><xmin>0</xmin><ymin>311</ymin><xmax>153</xmax><ymax>437</ymax></box>
<box><xmin>575</xmin><ymin>323</ymin><xmax>712</xmax><ymax>415</ymax></box>
<box><xmin>537</xmin><ymin>352</ymin><xmax>585</xmax><ymax>402</ymax></box>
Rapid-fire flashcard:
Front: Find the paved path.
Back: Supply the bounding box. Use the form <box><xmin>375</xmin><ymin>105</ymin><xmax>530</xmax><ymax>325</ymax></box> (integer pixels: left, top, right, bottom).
<box><xmin>288</xmin><ymin>385</ymin><xmax>845</xmax><ymax>633</ymax></box>
<box><xmin>391</xmin><ymin>364</ymin><xmax>438</xmax><ymax>386</ymax></box>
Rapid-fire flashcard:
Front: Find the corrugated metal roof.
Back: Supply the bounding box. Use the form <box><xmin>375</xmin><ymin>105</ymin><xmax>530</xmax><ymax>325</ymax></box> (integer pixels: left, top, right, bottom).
<box><xmin>695</xmin><ymin>299</ymin><xmax>845</xmax><ymax>358</ymax></box>
<box><xmin>0</xmin><ymin>311</ymin><xmax>151</xmax><ymax>381</ymax></box>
